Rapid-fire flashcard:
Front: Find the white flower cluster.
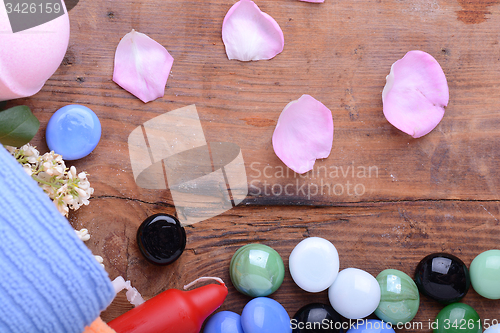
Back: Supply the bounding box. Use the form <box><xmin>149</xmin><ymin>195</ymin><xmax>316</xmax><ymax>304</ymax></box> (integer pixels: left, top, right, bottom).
<box><xmin>7</xmin><ymin>144</ymin><xmax>104</xmax><ymax>267</ymax></box>
<box><xmin>7</xmin><ymin>144</ymin><xmax>94</xmax><ymax>217</ymax></box>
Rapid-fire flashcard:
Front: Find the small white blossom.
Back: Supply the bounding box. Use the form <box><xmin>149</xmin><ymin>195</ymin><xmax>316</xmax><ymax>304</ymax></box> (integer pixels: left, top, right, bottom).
<box><xmin>75</xmin><ymin>228</ymin><xmax>91</xmax><ymax>242</ymax></box>
<box><xmin>22</xmin><ymin>164</ymin><xmax>33</xmax><ymax>176</ymax></box>
<box><xmin>9</xmin><ymin>144</ymin><xmax>102</xmax><ymax>266</ymax></box>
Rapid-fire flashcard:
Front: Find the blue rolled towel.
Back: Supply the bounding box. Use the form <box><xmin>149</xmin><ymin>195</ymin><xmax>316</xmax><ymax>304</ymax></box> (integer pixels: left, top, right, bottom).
<box><xmin>0</xmin><ymin>146</ymin><xmax>115</xmax><ymax>333</ymax></box>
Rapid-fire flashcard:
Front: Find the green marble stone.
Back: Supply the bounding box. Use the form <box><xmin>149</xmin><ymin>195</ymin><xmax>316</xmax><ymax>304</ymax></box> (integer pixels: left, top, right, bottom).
<box><xmin>374</xmin><ymin>269</ymin><xmax>420</xmax><ymax>325</ymax></box>
<box><xmin>229</xmin><ymin>243</ymin><xmax>285</xmax><ymax>297</ymax></box>
<box><xmin>470</xmin><ymin>249</ymin><xmax>500</xmax><ymax>299</ymax></box>
<box><xmin>433</xmin><ymin>303</ymin><xmax>481</xmax><ymax>333</ymax></box>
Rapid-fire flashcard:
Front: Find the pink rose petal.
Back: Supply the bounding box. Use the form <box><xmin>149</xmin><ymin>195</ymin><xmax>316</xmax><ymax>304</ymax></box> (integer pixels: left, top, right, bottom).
<box><xmin>382</xmin><ymin>50</ymin><xmax>449</xmax><ymax>138</ymax></box>
<box><xmin>272</xmin><ymin>95</ymin><xmax>334</xmax><ymax>174</ymax></box>
<box><xmin>222</xmin><ymin>0</ymin><xmax>284</xmax><ymax>61</ymax></box>
<box><xmin>113</xmin><ymin>30</ymin><xmax>174</xmax><ymax>103</ymax></box>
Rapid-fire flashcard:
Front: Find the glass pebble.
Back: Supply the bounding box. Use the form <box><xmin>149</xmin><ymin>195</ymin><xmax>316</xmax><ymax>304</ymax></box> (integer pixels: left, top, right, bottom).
<box><xmin>346</xmin><ymin>319</ymin><xmax>395</xmax><ymax>333</ymax></box>
<box><xmin>328</xmin><ymin>268</ymin><xmax>381</xmax><ymax>319</ymax></box>
<box><xmin>136</xmin><ymin>214</ymin><xmax>186</xmax><ymax>265</ymax></box>
<box><xmin>203</xmin><ymin>311</ymin><xmax>244</xmax><ymax>333</ymax></box>
<box><xmin>230</xmin><ymin>243</ymin><xmax>285</xmax><ymax>297</ymax></box>
<box><xmin>414</xmin><ymin>253</ymin><xmax>470</xmax><ymax>304</ymax></box>
<box><xmin>375</xmin><ymin>269</ymin><xmax>419</xmax><ymax>325</ymax></box>
<box><xmin>470</xmin><ymin>249</ymin><xmax>500</xmax><ymax>299</ymax></box>
<box><xmin>484</xmin><ymin>325</ymin><xmax>500</xmax><ymax>333</ymax></box>
<box><xmin>241</xmin><ymin>297</ymin><xmax>292</xmax><ymax>333</ymax></box>
<box><xmin>289</xmin><ymin>237</ymin><xmax>339</xmax><ymax>293</ymax></box>
<box><xmin>292</xmin><ymin>303</ymin><xmax>343</xmax><ymax>333</ymax></box>
<box><xmin>46</xmin><ymin>104</ymin><xmax>101</xmax><ymax>160</ymax></box>
<box><xmin>433</xmin><ymin>303</ymin><xmax>481</xmax><ymax>333</ymax></box>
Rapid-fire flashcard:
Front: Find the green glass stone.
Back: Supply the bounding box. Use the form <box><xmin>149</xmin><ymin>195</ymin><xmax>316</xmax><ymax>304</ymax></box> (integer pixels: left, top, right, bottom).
<box><xmin>470</xmin><ymin>249</ymin><xmax>500</xmax><ymax>299</ymax></box>
<box><xmin>433</xmin><ymin>303</ymin><xmax>481</xmax><ymax>333</ymax></box>
<box><xmin>374</xmin><ymin>269</ymin><xmax>419</xmax><ymax>325</ymax></box>
<box><xmin>229</xmin><ymin>243</ymin><xmax>285</xmax><ymax>297</ymax></box>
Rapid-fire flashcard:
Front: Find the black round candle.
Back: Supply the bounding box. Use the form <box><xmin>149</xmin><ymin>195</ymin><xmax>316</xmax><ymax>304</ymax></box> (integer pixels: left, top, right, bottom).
<box><xmin>137</xmin><ymin>214</ymin><xmax>186</xmax><ymax>265</ymax></box>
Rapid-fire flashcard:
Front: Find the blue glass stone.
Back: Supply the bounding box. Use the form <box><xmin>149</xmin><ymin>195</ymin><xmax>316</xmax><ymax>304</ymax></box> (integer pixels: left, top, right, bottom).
<box><xmin>241</xmin><ymin>297</ymin><xmax>292</xmax><ymax>333</ymax></box>
<box><xmin>46</xmin><ymin>104</ymin><xmax>101</xmax><ymax>160</ymax></box>
<box><xmin>203</xmin><ymin>311</ymin><xmax>244</xmax><ymax>333</ymax></box>
<box><xmin>346</xmin><ymin>319</ymin><xmax>395</xmax><ymax>333</ymax></box>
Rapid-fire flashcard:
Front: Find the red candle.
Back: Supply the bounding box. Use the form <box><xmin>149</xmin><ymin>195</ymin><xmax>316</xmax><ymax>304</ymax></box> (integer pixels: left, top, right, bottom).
<box><xmin>108</xmin><ymin>277</ymin><xmax>228</xmax><ymax>333</ymax></box>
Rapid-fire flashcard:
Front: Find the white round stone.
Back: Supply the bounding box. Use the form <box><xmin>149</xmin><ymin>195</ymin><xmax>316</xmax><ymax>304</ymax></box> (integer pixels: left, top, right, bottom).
<box><xmin>289</xmin><ymin>237</ymin><xmax>339</xmax><ymax>292</ymax></box>
<box><xmin>328</xmin><ymin>268</ymin><xmax>381</xmax><ymax>319</ymax></box>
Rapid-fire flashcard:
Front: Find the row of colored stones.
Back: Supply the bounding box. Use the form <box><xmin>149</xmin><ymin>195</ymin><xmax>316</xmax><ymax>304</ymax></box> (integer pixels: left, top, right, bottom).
<box><xmin>220</xmin><ymin>239</ymin><xmax>500</xmax><ymax>333</ymax></box>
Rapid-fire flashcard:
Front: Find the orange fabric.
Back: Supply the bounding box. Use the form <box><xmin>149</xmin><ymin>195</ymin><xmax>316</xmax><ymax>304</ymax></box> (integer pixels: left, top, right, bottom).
<box><xmin>83</xmin><ymin>317</ymin><xmax>117</xmax><ymax>333</ymax></box>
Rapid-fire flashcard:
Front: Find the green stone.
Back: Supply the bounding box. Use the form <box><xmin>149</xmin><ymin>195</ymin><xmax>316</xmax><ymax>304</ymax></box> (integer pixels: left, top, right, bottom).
<box><xmin>433</xmin><ymin>303</ymin><xmax>481</xmax><ymax>333</ymax></box>
<box><xmin>229</xmin><ymin>243</ymin><xmax>285</xmax><ymax>297</ymax></box>
<box><xmin>374</xmin><ymin>269</ymin><xmax>419</xmax><ymax>325</ymax></box>
<box><xmin>470</xmin><ymin>249</ymin><xmax>500</xmax><ymax>299</ymax></box>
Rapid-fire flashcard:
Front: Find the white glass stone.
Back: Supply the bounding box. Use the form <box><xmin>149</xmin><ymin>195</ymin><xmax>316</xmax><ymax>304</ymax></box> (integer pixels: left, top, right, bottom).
<box><xmin>328</xmin><ymin>268</ymin><xmax>381</xmax><ymax>319</ymax></box>
<box><xmin>289</xmin><ymin>237</ymin><xmax>339</xmax><ymax>292</ymax></box>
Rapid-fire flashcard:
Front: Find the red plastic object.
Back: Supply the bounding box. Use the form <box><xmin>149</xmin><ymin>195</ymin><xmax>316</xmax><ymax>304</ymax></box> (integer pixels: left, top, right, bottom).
<box><xmin>108</xmin><ymin>279</ymin><xmax>228</xmax><ymax>333</ymax></box>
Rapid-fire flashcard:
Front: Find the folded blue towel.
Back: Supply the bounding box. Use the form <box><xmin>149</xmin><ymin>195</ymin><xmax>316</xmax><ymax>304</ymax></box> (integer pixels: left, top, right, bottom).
<box><xmin>0</xmin><ymin>146</ymin><xmax>115</xmax><ymax>333</ymax></box>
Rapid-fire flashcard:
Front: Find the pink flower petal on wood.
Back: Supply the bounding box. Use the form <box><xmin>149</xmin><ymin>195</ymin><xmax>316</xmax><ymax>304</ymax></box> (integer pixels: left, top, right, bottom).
<box><xmin>272</xmin><ymin>95</ymin><xmax>334</xmax><ymax>174</ymax></box>
<box><xmin>382</xmin><ymin>50</ymin><xmax>449</xmax><ymax>138</ymax></box>
<box><xmin>222</xmin><ymin>0</ymin><xmax>284</xmax><ymax>61</ymax></box>
<box><xmin>299</xmin><ymin>0</ymin><xmax>325</xmax><ymax>2</ymax></box>
<box><xmin>113</xmin><ymin>30</ymin><xmax>174</xmax><ymax>103</ymax></box>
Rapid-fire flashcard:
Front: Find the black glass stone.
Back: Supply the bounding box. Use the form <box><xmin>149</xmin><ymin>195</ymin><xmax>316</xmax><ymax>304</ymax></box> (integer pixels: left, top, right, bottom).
<box><xmin>292</xmin><ymin>303</ymin><xmax>344</xmax><ymax>333</ymax></box>
<box><xmin>414</xmin><ymin>252</ymin><xmax>470</xmax><ymax>304</ymax></box>
<box><xmin>137</xmin><ymin>214</ymin><xmax>186</xmax><ymax>265</ymax></box>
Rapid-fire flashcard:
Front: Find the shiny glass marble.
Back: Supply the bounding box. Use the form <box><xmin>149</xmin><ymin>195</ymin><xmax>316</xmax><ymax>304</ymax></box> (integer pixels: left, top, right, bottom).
<box><xmin>203</xmin><ymin>311</ymin><xmax>244</xmax><ymax>333</ymax></box>
<box><xmin>328</xmin><ymin>268</ymin><xmax>381</xmax><ymax>319</ymax></box>
<box><xmin>292</xmin><ymin>303</ymin><xmax>343</xmax><ymax>333</ymax></box>
<box><xmin>484</xmin><ymin>325</ymin><xmax>500</xmax><ymax>333</ymax></box>
<box><xmin>241</xmin><ymin>297</ymin><xmax>292</xmax><ymax>333</ymax></box>
<box><xmin>414</xmin><ymin>253</ymin><xmax>470</xmax><ymax>304</ymax></box>
<box><xmin>433</xmin><ymin>303</ymin><xmax>481</xmax><ymax>333</ymax></box>
<box><xmin>230</xmin><ymin>243</ymin><xmax>285</xmax><ymax>297</ymax></box>
<box><xmin>346</xmin><ymin>319</ymin><xmax>395</xmax><ymax>333</ymax></box>
<box><xmin>469</xmin><ymin>249</ymin><xmax>500</xmax><ymax>299</ymax></box>
<box><xmin>289</xmin><ymin>237</ymin><xmax>339</xmax><ymax>293</ymax></box>
<box><xmin>375</xmin><ymin>269</ymin><xmax>419</xmax><ymax>325</ymax></box>
<box><xmin>46</xmin><ymin>104</ymin><xmax>101</xmax><ymax>160</ymax></box>
<box><xmin>136</xmin><ymin>214</ymin><xmax>186</xmax><ymax>265</ymax></box>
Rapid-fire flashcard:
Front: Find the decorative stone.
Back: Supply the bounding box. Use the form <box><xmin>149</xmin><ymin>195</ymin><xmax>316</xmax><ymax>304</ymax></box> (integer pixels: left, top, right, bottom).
<box><xmin>484</xmin><ymin>325</ymin><xmax>500</xmax><ymax>333</ymax></box>
<box><xmin>46</xmin><ymin>104</ymin><xmax>101</xmax><ymax>160</ymax></box>
<box><xmin>204</xmin><ymin>311</ymin><xmax>244</xmax><ymax>333</ymax></box>
<box><xmin>289</xmin><ymin>237</ymin><xmax>339</xmax><ymax>293</ymax></box>
<box><xmin>375</xmin><ymin>269</ymin><xmax>419</xmax><ymax>325</ymax></box>
<box><xmin>292</xmin><ymin>303</ymin><xmax>343</xmax><ymax>333</ymax></box>
<box><xmin>433</xmin><ymin>303</ymin><xmax>481</xmax><ymax>333</ymax></box>
<box><xmin>346</xmin><ymin>319</ymin><xmax>395</xmax><ymax>333</ymax></box>
<box><xmin>241</xmin><ymin>297</ymin><xmax>292</xmax><ymax>333</ymax></box>
<box><xmin>230</xmin><ymin>243</ymin><xmax>285</xmax><ymax>297</ymax></box>
<box><xmin>328</xmin><ymin>268</ymin><xmax>381</xmax><ymax>319</ymax></box>
<box><xmin>414</xmin><ymin>253</ymin><xmax>470</xmax><ymax>304</ymax></box>
<box><xmin>136</xmin><ymin>214</ymin><xmax>186</xmax><ymax>265</ymax></box>
<box><xmin>470</xmin><ymin>249</ymin><xmax>500</xmax><ymax>299</ymax></box>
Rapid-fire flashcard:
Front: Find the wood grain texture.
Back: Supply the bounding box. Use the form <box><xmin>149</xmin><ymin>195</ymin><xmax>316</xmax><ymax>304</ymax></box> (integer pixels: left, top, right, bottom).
<box><xmin>5</xmin><ymin>0</ymin><xmax>500</xmax><ymax>331</ymax></box>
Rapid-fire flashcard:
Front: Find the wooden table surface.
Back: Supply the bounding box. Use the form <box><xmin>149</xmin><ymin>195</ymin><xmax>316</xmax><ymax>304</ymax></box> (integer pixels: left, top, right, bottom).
<box><xmin>7</xmin><ymin>0</ymin><xmax>500</xmax><ymax>331</ymax></box>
